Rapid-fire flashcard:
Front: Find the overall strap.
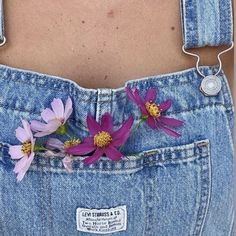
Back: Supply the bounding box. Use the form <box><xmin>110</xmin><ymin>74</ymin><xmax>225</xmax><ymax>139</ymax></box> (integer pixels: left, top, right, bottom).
<box><xmin>180</xmin><ymin>0</ymin><xmax>233</xmax><ymax>49</ymax></box>
<box><xmin>0</xmin><ymin>0</ymin><xmax>5</xmax><ymax>44</ymax></box>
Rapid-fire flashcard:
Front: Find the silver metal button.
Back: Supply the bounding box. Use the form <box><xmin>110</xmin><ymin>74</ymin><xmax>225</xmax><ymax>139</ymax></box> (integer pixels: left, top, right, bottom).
<box><xmin>200</xmin><ymin>75</ymin><xmax>222</xmax><ymax>96</ymax></box>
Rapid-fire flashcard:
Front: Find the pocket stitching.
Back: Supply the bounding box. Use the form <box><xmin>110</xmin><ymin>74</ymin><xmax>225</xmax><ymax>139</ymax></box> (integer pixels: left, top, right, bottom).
<box><xmin>0</xmin><ymin>139</ymin><xmax>210</xmax><ymax>174</ymax></box>
<box><xmin>193</xmin><ymin>140</ymin><xmax>211</xmax><ymax>235</ymax></box>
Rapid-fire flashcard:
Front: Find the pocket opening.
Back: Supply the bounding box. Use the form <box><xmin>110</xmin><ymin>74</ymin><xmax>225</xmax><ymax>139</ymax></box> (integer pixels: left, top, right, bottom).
<box><xmin>0</xmin><ymin>139</ymin><xmax>210</xmax><ymax>175</ymax></box>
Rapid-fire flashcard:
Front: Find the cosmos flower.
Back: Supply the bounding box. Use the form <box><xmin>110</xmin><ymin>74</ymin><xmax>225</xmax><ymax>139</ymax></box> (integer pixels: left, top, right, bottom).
<box><xmin>46</xmin><ymin>137</ymin><xmax>81</xmax><ymax>172</ymax></box>
<box><xmin>66</xmin><ymin>112</ymin><xmax>134</xmax><ymax>165</ymax></box>
<box><xmin>126</xmin><ymin>87</ymin><xmax>184</xmax><ymax>137</ymax></box>
<box><xmin>9</xmin><ymin>119</ymin><xmax>36</xmax><ymax>182</ymax></box>
<box><xmin>30</xmin><ymin>97</ymin><xmax>73</xmax><ymax>137</ymax></box>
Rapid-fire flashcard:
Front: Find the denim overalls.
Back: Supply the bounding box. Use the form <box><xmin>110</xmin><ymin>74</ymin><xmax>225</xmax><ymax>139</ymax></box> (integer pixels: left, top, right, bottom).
<box><xmin>0</xmin><ymin>0</ymin><xmax>234</xmax><ymax>235</ymax></box>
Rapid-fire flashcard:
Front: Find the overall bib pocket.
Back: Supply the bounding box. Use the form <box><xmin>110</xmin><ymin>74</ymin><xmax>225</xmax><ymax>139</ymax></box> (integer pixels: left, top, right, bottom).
<box><xmin>0</xmin><ymin>139</ymin><xmax>211</xmax><ymax>236</ymax></box>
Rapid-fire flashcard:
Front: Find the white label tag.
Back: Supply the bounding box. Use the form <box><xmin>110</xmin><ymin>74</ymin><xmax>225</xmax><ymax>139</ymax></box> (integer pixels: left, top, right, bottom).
<box><xmin>76</xmin><ymin>205</ymin><xmax>127</xmax><ymax>234</ymax></box>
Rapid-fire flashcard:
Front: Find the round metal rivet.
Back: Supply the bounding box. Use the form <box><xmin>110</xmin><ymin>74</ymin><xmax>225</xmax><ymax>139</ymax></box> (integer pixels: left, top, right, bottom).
<box><xmin>200</xmin><ymin>75</ymin><xmax>222</xmax><ymax>96</ymax></box>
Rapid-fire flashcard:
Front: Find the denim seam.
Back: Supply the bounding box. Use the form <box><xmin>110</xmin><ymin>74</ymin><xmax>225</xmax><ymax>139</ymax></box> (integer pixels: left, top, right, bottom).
<box><xmin>0</xmin><ymin>142</ymin><xmax>207</xmax><ymax>155</ymax></box>
<box><xmin>219</xmin><ymin>0</ymin><xmax>232</xmax><ymax>44</ymax></box>
<box><xmin>38</xmin><ymin>164</ymin><xmax>44</xmax><ymax>236</ymax></box>
<box><xmin>0</xmin><ymin>152</ymin><xmax>209</xmax><ymax>175</ymax></box>
<box><xmin>1</xmin><ymin>141</ymin><xmax>208</xmax><ymax>158</ymax></box>
<box><xmin>229</xmin><ymin>207</ymin><xmax>234</xmax><ymax>236</ymax></box>
<box><xmin>46</xmin><ymin>161</ymin><xmax>53</xmax><ymax>236</ymax></box>
<box><xmin>144</xmin><ymin>169</ymin><xmax>155</xmax><ymax>236</ymax></box>
<box><xmin>0</xmin><ymin>103</ymin><xmax>233</xmax><ymax>129</ymax></box>
<box><xmin>1</xmin><ymin>66</ymin><xmax>221</xmax><ymax>103</ymax></box>
<box><xmin>0</xmin><ymin>78</ymin><xmax>193</xmax><ymax>103</ymax></box>
<box><xmin>193</xmin><ymin>145</ymin><xmax>211</xmax><ymax>235</ymax></box>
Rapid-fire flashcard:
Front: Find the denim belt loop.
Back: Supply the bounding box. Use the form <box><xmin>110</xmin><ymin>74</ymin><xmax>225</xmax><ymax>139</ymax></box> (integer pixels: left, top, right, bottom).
<box><xmin>180</xmin><ymin>0</ymin><xmax>234</xmax><ymax>49</ymax></box>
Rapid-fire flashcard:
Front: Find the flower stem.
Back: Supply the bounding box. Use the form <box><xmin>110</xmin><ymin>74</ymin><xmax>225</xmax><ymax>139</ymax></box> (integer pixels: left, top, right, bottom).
<box><xmin>34</xmin><ymin>143</ymin><xmax>48</xmax><ymax>152</ymax></box>
<box><xmin>131</xmin><ymin>119</ymin><xmax>144</xmax><ymax>135</ymax></box>
<box><xmin>55</xmin><ymin>124</ymin><xmax>68</xmax><ymax>135</ymax></box>
<box><xmin>119</xmin><ymin>117</ymin><xmax>146</xmax><ymax>152</ymax></box>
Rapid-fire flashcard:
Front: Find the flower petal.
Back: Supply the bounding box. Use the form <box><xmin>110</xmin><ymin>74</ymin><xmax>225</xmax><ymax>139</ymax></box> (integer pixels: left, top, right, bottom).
<box><xmin>159</xmin><ymin>116</ymin><xmax>184</xmax><ymax>127</ymax></box>
<box><xmin>64</xmin><ymin>97</ymin><xmax>73</xmax><ymax>122</ymax></box>
<box><xmin>147</xmin><ymin>116</ymin><xmax>157</xmax><ymax>129</ymax></box>
<box><xmin>31</xmin><ymin>119</ymin><xmax>61</xmax><ymax>137</ymax></box>
<box><xmin>9</xmin><ymin>145</ymin><xmax>24</xmax><ymax>159</ymax></box>
<box><xmin>33</xmin><ymin>131</ymin><xmax>54</xmax><ymax>138</ymax></box>
<box><xmin>30</xmin><ymin>138</ymin><xmax>36</xmax><ymax>153</ymax></box>
<box><xmin>133</xmin><ymin>89</ymin><xmax>148</xmax><ymax>114</ymax></box>
<box><xmin>104</xmin><ymin>145</ymin><xmax>123</xmax><ymax>161</ymax></box>
<box><xmin>66</xmin><ymin>141</ymin><xmax>95</xmax><ymax>155</ymax></box>
<box><xmin>62</xmin><ymin>155</ymin><xmax>73</xmax><ymax>173</ymax></box>
<box><xmin>41</xmin><ymin>108</ymin><xmax>56</xmax><ymax>123</ymax></box>
<box><xmin>46</xmin><ymin>138</ymin><xmax>64</xmax><ymax>151</ymax></box>
<box><xmin>15</xmin><ymin>153</ymin><xmax>35</xmax><ymax>182</ymax></box>
<box><xmin>13</xmin><ymin>154</ymin><xmax>29</xmax><ymax>174</ymax></box>
<box><xmin>33</xmin><ymin>120</ymin><xmax>61</xmax><ymax>137</ymax></box>
<box><xmin>125</xmin><ymin>87</ymin><xmax>138</xmax><ymax>103</ymax></box>
<box><xmin>111</xmin><ymin>116</ymin><xmax>134</xmax><ymax>146</ymax></box>
<box><xmin>159</xmin><ymin>99</ymin><xmax>172</xmax><ymax>112</ymax></box>
<box><xmin>87</xmin><ymin>113</ymin><xmax>102</xmax><ymax>135</ymax></box>
<box><xmin>158</xmin><ymin>123</ymin><xmax>181</xmax><ymax>138</ymax></box>
<box><xmin>133</xmin><ymin>88</ymin><xmax>144</xmax><ymax>106</ymax></box>
<box><xmin>15</xmin><ymin>127</ymin><xmax>29</xmax><ymax>143</ymax></box>
<box><xmin>145</xmin><ymin>88</ymin><xmax>157</xmax><ymax>102</ymax></box>
<box><xmin>83</xmin><ymin>148</ymin><xmax>103</xmax><ymax>165</ymax></box>
<box><xmin>30</xmin><ymin>120</ymin><xmax>46</xmax><ymax>132</ymax></box>
<box><xmin>126</xmin><ymin>87</ymin><xmax>147</xmax><ymax>114</ymax></box>
<box><xmin>21</xmin><ymin>119</ymin><xmax>33</xmax><ymax>139</ymax></box>
<box><xmin>46</xmin><ymin>120</ymin><xmax>61</xmax><ymax>131</ymax></box>
<box><xmin>101</xmin><ymin>113</ymin><xmax>113</xmax><ymax>132</ymax></box>
<box><xmin>43</xmin><ymin>150</ymin><xmax>65</xmax><ymax>158</ymax></box>
<box><xmin>51</xmin><ymin>98</ymin><xmax>64</xmax><ymax>119</ymax></box>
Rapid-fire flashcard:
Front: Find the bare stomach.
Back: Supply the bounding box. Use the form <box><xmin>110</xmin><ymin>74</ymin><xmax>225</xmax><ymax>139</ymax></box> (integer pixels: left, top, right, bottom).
<box><xmin>0</xmin><ymin>1</ymin><xmax>233</xmax><ymax>91</ymax></box>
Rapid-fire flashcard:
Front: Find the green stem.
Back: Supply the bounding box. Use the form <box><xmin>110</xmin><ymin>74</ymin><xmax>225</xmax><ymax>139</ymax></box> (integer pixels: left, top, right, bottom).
<box><xmin>34</xmin><ymin>143</ymin><xmax>48</xmax><ymax>152</ymax></box>
<box><xmin>119</xmin><ymin>117</ymin><xmax>146</xmax><ymax>152</ymax></box>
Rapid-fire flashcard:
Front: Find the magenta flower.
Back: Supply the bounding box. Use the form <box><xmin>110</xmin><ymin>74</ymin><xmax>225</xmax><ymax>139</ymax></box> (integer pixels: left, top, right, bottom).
<box><xmin>30</xmin><ymin>97</ymin><xmax>73</xmax><ymax>137</ymax></box>
<box><xmin>45</xmin><ymin>137</ymin><xmax>81</xmax><ymax>172</ymax></box>
<box><xmin>66</xmin><ymin>113</ymin><xmax>134</xmax><ymax>165</ymax></box>
<box><xmin>126</xmin><ymin>87</ymin><xmax>184</xmax><ymax>137</ymax></box>
<box><xmin>8</xmin><ymin>119</ymin><xmax>36</xmax><ymax>182</ymax></box>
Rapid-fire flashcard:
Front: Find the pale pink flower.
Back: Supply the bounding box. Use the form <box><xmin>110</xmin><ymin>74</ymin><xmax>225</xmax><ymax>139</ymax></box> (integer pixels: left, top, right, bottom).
<box><xmin>30</xmin><ymin>97</ymin><xmax>73</xmax><ymax>137</ymax></box>
<box><xmin>9</xmin><ymin>119</ymin><xmax>36</xmax><ymax>182</ymax></box>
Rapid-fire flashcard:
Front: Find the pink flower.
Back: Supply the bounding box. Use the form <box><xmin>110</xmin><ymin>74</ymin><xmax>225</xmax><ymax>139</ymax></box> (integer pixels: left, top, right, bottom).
<box><xmin>126</xmin><ymin>87</ymin><xmax>184</xmax><ymax>137</ymax></box>
<box><xmin>66</xmin><ymin>113</ymin><xmax>134</xmax><ymax>165</ymax></box>
<box><xmin>8</xmin><ymin>119</ymin><xmax>36</xmax><ymax>182</ymax></box>
<box><xmin>30</xmin><ymin>97</ymin><xmax>73</xmax><ymax>137</ymax></box>
<box><xmin>46</xmin><ymin>137</ymin><xmax>81</xmax><ymax>172</ymax></box>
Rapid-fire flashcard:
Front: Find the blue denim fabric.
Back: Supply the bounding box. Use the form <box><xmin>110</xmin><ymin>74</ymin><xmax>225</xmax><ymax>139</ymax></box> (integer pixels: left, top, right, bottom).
<box><xmin>0</xmin><ymin>64</ymin><xmax>234</xmax><ymax>235</ymax></box>
<box><xmin>180</xmin><ymin>0</ymin><xmax>233</xmax><ymax>48</ymax></box>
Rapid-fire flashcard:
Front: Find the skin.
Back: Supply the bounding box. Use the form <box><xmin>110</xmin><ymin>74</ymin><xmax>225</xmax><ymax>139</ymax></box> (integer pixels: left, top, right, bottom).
<box><xmin>0</xmin><ymin>1</ymin><xmax>233</xmax><ymax>93</ymax></box>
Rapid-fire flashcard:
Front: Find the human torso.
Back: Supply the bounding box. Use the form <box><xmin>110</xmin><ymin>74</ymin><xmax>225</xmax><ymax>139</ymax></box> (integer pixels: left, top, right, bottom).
<box><xmin>0</xmin><ymin>0</ymin><xmax>233</xmax><ymax>89</ymax></box>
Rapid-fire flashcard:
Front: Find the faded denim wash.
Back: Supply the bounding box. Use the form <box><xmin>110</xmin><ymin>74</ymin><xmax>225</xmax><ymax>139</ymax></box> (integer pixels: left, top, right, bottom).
<box><xmin>180</xmin><ymin>0</ymin><xmax>233</xmax><ymax>48</ymax></box>
<box><xmin>0</xmin><ymin>64</ymin><xmax>234</xmax><ymax>235</ymax></box>
<box><xmin>0</xmin><ymin>0</ymin><xmax>234</xmax><ymax>234</ymax></box>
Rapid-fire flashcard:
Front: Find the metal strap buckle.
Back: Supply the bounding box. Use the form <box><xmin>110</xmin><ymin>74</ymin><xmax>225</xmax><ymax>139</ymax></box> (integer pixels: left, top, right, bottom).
<box><xmin>182</xmin><ymin>41</ymin><xmax>234</xmax><ymax>77</ymax></box>
<box><xmin>182</xmin><ymin>42</ymin><xmax>234</xmax><ymax>96</ymax></box>
<box><xmin>0</xmin><ymin>36</ymin><xmax>6</xmax><ymax>47</ymax></box>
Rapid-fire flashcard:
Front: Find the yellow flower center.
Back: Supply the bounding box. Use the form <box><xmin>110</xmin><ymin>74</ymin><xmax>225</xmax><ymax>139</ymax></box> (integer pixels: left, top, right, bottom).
<box><xmin>21</xmin><ymin>141</ymin><xmax>32</xmax><ymax>155</ymax></box>
<box><xmin>64</xmin><ymin>138</ymin><xmax>81</xmax><ymax>149</ymax></box>
<box><xmin>145</xmin><ymin>102</ymin><xmax>161</xmax><ymax>117</ymax></box>
<box><xmin>94</xmin><ymin>131</ymin><xmax>112</xmax><ymax>148</ymax></box>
